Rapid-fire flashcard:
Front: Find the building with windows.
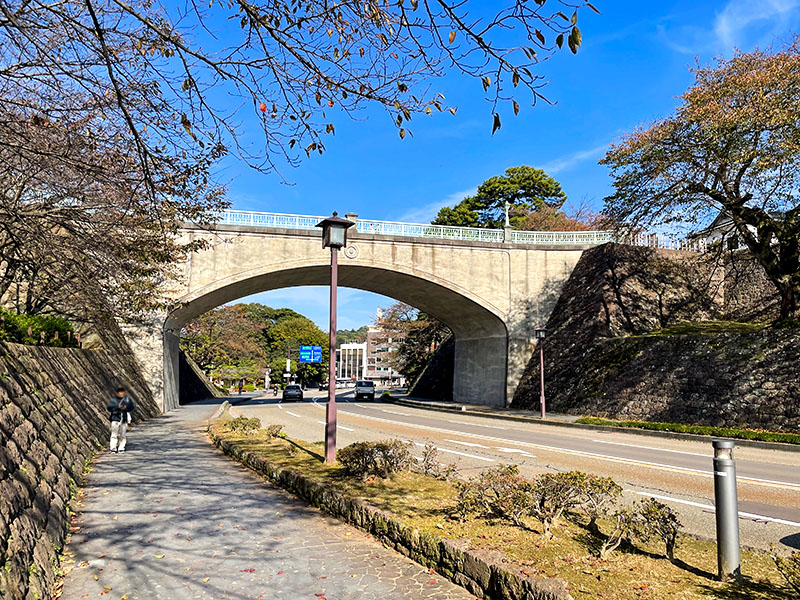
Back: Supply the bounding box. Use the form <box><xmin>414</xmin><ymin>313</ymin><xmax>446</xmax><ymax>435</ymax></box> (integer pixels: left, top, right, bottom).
<box><xmin>335</xmin><ymin>342</ymin><xmax>367</xmax><ymax>381</ymax></box>
<box><xmin>365</xmin><ymin>310</ymin><xmax>405</xmax><ymax>385</ymax></box>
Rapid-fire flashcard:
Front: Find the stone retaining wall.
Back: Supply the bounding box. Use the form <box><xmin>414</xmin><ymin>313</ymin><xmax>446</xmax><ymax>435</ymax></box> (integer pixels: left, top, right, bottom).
<box><xmin>549</xmin><ymin>329</ymin><xmax>800</xmax><ymax>430</ymax></box>
<box><xmin>513</xmin><ymin>244</ymin><xmax>799</xmax><ymax>430</ymax></box>
<box><xmin>209</xmin><ymin>429</ymin><xmax>572</xmax><ymax>600</ymax></box>
<box><xmin>0</xmin><ymin>328</ymin><xmax>158</xmax><ymax>600</ymax></box>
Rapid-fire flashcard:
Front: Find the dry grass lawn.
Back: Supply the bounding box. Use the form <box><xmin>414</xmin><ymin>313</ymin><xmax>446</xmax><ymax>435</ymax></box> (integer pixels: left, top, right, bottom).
<box><xmin>209</xmin><ymin>419</ymin><xmax>793</xmax><ymax>600</ymax></box>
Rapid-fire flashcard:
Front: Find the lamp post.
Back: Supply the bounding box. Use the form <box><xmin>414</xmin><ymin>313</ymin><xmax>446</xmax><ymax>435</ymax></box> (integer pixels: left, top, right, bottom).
<box><xmin>534</xmin><ymin>328</ymin><xmax>547</xmax><ymax>419</ymax></box>
<box><xmin>316</xmin><ymin>212</ymin><xmax>355</xmax><ymax>463</ymax></box>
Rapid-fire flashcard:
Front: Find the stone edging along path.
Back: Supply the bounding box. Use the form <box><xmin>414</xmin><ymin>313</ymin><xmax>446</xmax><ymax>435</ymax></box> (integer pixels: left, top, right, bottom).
<box><xmin>208</xmin><ymin>428</ymin><xmax>574</xmax><ymax>600</ymax></box>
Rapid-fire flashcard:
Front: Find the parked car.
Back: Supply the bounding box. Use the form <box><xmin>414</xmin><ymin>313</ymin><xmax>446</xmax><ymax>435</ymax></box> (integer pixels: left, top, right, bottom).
<box><xmin>355</xmin><ymin>380</ymin><xmax>375</xmax><ymax>401</ymax></box>
<box><xmin>282</xmin><ymin>384</ymin><xmax>303</xmax><ymax>402</ymax></box>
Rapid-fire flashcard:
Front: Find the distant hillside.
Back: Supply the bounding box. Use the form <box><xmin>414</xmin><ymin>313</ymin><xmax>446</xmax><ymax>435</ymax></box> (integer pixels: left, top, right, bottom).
<box><xmin>337</xmin><ymin>325</ymin><xmax>369</xmax><ymax>345</ymax></box>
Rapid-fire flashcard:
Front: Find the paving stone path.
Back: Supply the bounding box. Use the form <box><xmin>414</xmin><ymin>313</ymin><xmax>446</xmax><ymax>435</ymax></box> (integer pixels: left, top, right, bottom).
<box><xmin>60</xmin><ymin>399</ymin><xmax>475</xmax><ymax>600</ymax></box>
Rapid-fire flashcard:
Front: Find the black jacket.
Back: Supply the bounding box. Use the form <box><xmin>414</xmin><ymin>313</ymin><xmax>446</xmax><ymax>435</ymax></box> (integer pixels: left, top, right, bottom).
<box><xmin>108</xmin><ymin>394</ymin><xmax>134</xmax><ymax>422</ymax></box>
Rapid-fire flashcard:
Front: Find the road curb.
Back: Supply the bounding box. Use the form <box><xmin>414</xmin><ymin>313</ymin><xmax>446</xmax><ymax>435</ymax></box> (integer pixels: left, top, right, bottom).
<box><xmin>388</xmin><ymin>397</ymin><xmax>800</xmax><ymax>454</ymax></box>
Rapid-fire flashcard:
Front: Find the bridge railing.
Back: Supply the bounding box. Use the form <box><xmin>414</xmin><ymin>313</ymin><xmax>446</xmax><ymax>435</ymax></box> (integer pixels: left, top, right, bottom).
<box><xmin>213</xmin><ymin>210</ymin><xmax>705</xmax><ymax>251</ymax></box>
<box><xmin>510</xmin><ymin>230</ymin><xmax>615</xmax><ymax>245</ymax></box>
<box><xmin>353</xmin><ymin>219</ymin><xmax>505</xmax><ymax>243</ymax></box>
<box><xmin>215</xmin><ymin>210</ymin><xmax>610</xmax><ymax>246</ymax></box>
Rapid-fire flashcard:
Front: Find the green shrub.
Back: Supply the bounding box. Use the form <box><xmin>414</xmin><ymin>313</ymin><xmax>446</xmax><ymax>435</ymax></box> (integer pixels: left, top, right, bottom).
<box><xmin>576</xmin><ymin>417</ymin><xmax>800</xmax><ymax>445</ymax></box>
<box><xmin>458</xmin><ymin>467</ymin><xmax>621</xmax><ymax>539</ymax></box>
<box><xmin>415</xmin><ymin>441</ymin><xmax>458</xmax><ymax>481</ymax></box>
<box><xmin>0</xmin><ymin>308</ymin><xmax>78</xmax><ymax>347</ymax></box>
<box><xmin>637</xmin><ymin>498</ymin><xmax>682</xmax><ymax>561</ymax></box>
<box><xmin>456</xmin><ymin>464</ymin><xmax>536</xmax><ymax>528</ymax></box>
<box><xmin>223</xmin><ymin>416</ymin><xmax>262</xmax><ymax>434</ymax></box>
<box><xmin>599</xmin><ymin>508</ymin><xmax>640</xmax><ymax>559</ymax></box>
<box><xmin>772</xmin><ymin>550</ymin><xmax>800</xmax><ymax>595</ymax></box>
<box><xmin>580</xmin><ymin>475</ymin><xmax>623</xmax><ymax>533</ymax></box>
<box><xmin>264</xmin><ymin>424</ymin><xmax>284</xmax><ymax>439</ymax></box>
<box><xmin>337</xmin><ymin>439</ymin><xmax>412</xmax><ymax>478</ymax></box>
<box><xmin>531</xmin><ymin>471</ymin><xmax>588</xmax><ymax>538</ymax></box>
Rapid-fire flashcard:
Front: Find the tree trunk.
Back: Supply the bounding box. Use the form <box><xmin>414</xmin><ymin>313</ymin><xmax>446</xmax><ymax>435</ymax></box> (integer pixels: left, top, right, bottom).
<box><xmin>778</xmin><ymin>283</ymin><xmax>799</xmax><ymax>320</ymax></box>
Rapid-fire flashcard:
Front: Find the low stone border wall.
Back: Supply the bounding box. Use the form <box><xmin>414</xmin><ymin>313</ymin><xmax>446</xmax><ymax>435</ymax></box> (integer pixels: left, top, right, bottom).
<box><xmin>208</xmin><ymin>429</ymin><xmax>573</xmax><ymax>600</ymax></box>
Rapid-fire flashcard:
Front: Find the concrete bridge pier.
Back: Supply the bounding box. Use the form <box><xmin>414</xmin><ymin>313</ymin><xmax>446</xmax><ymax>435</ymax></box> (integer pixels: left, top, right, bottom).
<box><xmin>453</xmin><ymin>335</ymin><xmax>508</xmax><ymax>406</ymax></box>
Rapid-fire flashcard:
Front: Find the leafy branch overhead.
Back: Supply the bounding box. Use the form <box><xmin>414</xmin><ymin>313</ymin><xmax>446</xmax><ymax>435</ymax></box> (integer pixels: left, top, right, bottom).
<box><xmin>1</xmin><ymin>0</ymin><xmax>594</xmax><ymax>177</ymax></box>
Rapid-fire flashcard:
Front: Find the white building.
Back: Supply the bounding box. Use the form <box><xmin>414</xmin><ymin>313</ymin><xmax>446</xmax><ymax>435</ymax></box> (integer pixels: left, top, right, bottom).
<box><xmin>336</xmin><ymin>342</ymin><xmax>367</xmax><ymax>381</ymax></box>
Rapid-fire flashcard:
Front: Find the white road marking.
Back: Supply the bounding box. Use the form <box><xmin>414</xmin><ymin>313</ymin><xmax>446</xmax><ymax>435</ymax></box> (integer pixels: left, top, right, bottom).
<box><xmin>495</xmin><ymin>447</ymin><xmax>537</xmax><ymax>458</ymax></box>
<box><xmin>444</xmin><ymin>439</ymin><xmax>490</xmax><ymax>449</ymax></box>
<box><xmin>732</xmin><ymin>475</ymin><xmax>800</xmax><ymax>489</ymax></box>
<box><xmin>354</xmin><ymin>403</ymin><xmax>368</xmax><ymax>408</ymax></box>
<box><xmin>285</xmin><ymin>411</ymin><xmax>302</xmax><ymax>418</ymax></box>
<box><xmin>594</xmin><ymin>439</ymin><xmax>709</xmax><ymax>457</ymax></box>
<box><xmin>632</xmin><ymin>491</ymin><xmax>800</xmax><ymax>528</ymax></box>
<box><xmin>316</xmin><ymin>420</ymin><xmax>355</xmax><ymax>431</ymax></box>
<box><xmin>450</xmin><ymin>420</ymin><xmax>507</xmax><ymax>430</ymax></box>
<box><xmin>413</xmin><ymin>442</ymin><xmax>495</xmax><ymax>462</ymax></box>
<box><xmin>381</xmin><ymin>409</ymin><xmax>411</xmax><ymax>416</ymax></box>
<box><xmin>311</xmin><ymin>399</ymin><xmax>325</xmax><ymax>410</ymax></box>
<box><xmin>277</xmin><ymin>404</ymin><xmax>283</xmax><ymax>410</ymax></box>
<box><xmin>339</xmin><ymin>412</ymin><xmax>800</xmax><ymax>489</ymax></box>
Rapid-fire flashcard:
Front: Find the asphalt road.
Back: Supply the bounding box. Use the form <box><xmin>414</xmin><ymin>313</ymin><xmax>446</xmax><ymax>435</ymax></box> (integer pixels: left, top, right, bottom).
<box><xmin>232</xmin><ymin>390</ymin><xmax>800</xmax><ymax>553</ymax></box>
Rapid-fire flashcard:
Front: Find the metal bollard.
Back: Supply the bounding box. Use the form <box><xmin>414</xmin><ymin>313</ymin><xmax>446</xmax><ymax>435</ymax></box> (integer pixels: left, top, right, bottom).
<box><xmin>712</xmin><ymin>439</ymin><xmax>741</xmax><ymax>582</ymax></box>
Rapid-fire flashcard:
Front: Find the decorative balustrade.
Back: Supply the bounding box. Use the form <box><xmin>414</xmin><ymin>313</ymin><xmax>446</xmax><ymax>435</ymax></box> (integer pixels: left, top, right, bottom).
<box><xmin>213</xmin><ymin>210</ymin><xmax>706</xmax><ymax>251</ymax></box>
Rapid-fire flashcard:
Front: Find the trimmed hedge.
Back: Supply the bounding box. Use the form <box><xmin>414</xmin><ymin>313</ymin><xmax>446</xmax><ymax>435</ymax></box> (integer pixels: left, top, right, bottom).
<box><xmin>576</xmin><ymin>417</ymin><xmax>800</xmax><ymax>445</ymax></box>
<box><xmin>0</xmin><ymin>308</ymin><xmax>78</xmax><ymax>347</ymax></box>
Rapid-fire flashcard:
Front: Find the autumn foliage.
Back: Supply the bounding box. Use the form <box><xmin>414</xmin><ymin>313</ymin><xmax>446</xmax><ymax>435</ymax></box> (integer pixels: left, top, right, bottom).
<box><xmin>602</xmin><ymin>40</ymin><xmax>800</xmax><ymax>319</ymax></box>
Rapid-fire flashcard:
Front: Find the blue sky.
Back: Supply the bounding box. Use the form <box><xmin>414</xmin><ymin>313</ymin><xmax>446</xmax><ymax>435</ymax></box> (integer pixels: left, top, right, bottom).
<box><xmin>227</xmin><ymin>0</ymin><xmax>800</xmax><ymax>330</ymax></box>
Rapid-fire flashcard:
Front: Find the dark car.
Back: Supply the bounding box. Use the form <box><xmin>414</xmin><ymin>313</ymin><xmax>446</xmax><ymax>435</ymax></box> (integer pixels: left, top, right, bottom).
<box><xmin>354</xmin><ymin>380</ymin><xmax>375</xmax><ymax>401</ymax></box>
<box><xmin>318</xmin><ymin>380</ymin><xmax>328</xmax><ymax>391</ymax></box>
<box><xmin>282</xmin><ymin>384</ymin><xmax>303</xmax><ymax>402</ymax></box>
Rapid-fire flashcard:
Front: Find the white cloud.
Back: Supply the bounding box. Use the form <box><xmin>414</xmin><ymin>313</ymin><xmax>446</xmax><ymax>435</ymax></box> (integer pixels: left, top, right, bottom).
<box><xmin>394</xmin><ymin>187</ymin><xmax>477</xmax><ymax>223</ymax></box>
<box><xmin>539</xmin><ymin>143</ymin><xmax>609</xmax><ymax>175</ymax></box>
<box><xmin>658</xmin><ymin>0</ymin><xmax>800</xmax><ymax>55</ymax></box>
<box><xmin>713</xmin><ymin>0</ymin><xmax>800</xmax><ymax>49</ymax></box>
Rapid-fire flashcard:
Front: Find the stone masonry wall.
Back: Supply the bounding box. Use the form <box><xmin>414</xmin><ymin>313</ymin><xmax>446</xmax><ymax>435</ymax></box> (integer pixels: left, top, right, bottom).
<box><xmin>0</xmin><ymin>326</ymin><xmax>158</xmax><ymax>600</ymax></box>
<box><xmin>512</xmin><ymin>244</ymin><xmax>799</xmax><ymax>431</ymax></box>
<box><xmin>549</xmin><ymin>329</ymin><xmax>800</xmax><ymax>430</ymax></box>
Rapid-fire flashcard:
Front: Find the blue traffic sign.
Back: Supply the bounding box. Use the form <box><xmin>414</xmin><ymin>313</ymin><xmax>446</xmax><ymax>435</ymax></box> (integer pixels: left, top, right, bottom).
<box><xmin>299</xmin><ymin>345</ymin><xmax>322</xmax><ymax>363</ymax></box>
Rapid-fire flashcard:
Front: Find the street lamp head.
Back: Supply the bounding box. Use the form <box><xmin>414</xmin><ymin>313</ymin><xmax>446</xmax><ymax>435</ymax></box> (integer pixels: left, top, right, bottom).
<box><xmin>534</xmin><ymin>328</ymin><xmax>548</xmax><ymax>340</ymax></box>
<box><xmin>316</xmin><ymin>211</ymin><xmax>355</xmax><ymax>249</ymax></box>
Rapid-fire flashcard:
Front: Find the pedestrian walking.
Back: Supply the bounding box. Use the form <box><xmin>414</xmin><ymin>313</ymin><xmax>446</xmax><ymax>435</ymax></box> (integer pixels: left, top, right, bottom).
<box><xmin>238</xmin><ymin>379</ymin><xmax>244</xmax><ymax>395</ymax></box>
<box><xmin>108</xmin><ymin>386</ymin><xmax>135</xmax><ymax>453</ymax></box>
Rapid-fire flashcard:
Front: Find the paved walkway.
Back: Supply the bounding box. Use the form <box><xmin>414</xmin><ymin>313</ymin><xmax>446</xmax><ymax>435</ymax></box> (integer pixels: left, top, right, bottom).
<box><xmin>60</xmin><ymin>400</ymin><xmax>474</xmax><ymax>600</ymax></box>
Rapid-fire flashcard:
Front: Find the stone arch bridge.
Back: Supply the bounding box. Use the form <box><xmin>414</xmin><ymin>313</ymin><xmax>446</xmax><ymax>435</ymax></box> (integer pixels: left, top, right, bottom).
<box><xmin>126</xmin><ymin>211</ymin><xmax>615</xmax><ymax>412</ymax></box>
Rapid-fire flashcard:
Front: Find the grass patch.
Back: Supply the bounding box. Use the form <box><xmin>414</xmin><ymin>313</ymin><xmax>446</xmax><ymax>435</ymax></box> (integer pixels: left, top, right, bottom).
<box><xmin>642</xmin><ymin>320</ymin><xmax>768</xmax><ymax>337</ymax></box>
<box><xmin>575</xmin><ymin>418</ymin><xmax>800</xmax><ymax>445</ymax></box>
<box><xmin>208</xmin><ymin>416</ymin><xmax>792</xmax><ymax>600</ymax></box>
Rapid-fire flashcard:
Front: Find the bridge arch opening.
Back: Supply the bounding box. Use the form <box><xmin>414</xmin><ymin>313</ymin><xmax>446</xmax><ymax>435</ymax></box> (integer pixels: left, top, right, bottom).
<box><xmin>163</xmin><ymin>263</ymin><xmax>508</xmax><ymax>410</ymax></box>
